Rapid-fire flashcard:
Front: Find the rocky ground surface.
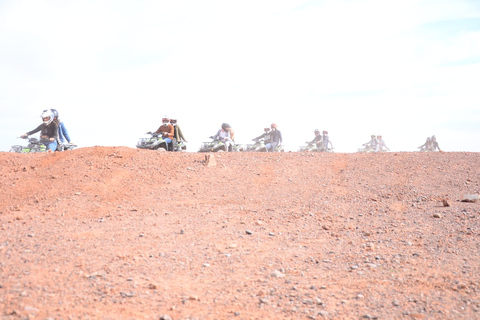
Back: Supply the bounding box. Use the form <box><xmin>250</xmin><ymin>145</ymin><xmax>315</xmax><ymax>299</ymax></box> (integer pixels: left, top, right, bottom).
<box><xmin>0</xmin><ymin>147</ymin><xmax>479</xmax><ymax>320</ymax></box>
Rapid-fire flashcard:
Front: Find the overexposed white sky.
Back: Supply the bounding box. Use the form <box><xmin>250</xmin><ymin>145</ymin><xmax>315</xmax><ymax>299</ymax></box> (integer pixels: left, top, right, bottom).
<box><xmin>1</xmin><ymin>0</ymin><xmax>479</xmax><ymax>152</ymax></box>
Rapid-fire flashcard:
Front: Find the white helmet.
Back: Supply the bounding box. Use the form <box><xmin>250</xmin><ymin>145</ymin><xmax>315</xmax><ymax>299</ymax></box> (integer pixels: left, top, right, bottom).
<box><xmin>41</xmin><ymin>110</ymin><xmax>54</xmax><ymax>126</ymax></box>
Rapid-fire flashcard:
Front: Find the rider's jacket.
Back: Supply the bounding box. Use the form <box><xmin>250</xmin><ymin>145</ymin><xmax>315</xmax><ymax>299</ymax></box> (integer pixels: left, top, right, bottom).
<box><xmin>173</xmin><ymin>125</ymin><xmax>186</xmax><ymax>142</ymax></box>
<box><xmin>271</xmin><ymin>129</ymin><xmax>283</xmax><ymax>144</ymax></box>
<box><xmin>310</xmin><ymin>135</ymin><xmax>322</xmax><ymax>145</ymax></box>
<box><xmin>26</xmin><ymin>122</ymin><xmax>59</xmax><ymax>140</ymax></box>
<box><xmin>155</xmin><ymin>124</ymin><xmax>174</xmax><ymax>139</ymax></box>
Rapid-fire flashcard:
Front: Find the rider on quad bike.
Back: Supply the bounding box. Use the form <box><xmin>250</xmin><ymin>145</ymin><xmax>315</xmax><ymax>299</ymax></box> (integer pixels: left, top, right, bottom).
<box><xmin>266</xmin><ymin>123</ymin><xmax>282</xmax><ymax>152</ymax></box>
<box><xmin>170</xmin><ymin>118</ymin><xmax>187</xmax><ymax>151</ymax></box>
<box><xmin>153</xmin><ymin>117</ymin><xmax>175</xmax><ymax>151</ymax></box>
<box><xmin>309</xmin><ymin>129</ymin><xmax>323</xmax><ymax>149</ymax></box>
<box><xmin>212</xmin><ymin>123</ymin><xmax>234</xmax><ymax>152</ymax></box>
<box><xmin>21</xmin><ymin>110</ymin><xmax>59</xmax><ymax>152</ymax></box>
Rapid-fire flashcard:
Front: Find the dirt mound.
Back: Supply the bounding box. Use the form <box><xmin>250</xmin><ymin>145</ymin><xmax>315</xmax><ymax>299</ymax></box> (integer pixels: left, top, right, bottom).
<box><xmin>1</xmin><ymin>148</ymin><xmax>479</xmax><ymax>319</ymax></box>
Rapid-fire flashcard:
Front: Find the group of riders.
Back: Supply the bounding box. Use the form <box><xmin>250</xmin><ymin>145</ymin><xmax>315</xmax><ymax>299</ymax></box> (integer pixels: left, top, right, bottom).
<box><xmin>359</xmin><ymin>134</ymin><xmax>441</xmax><ymax>152</ymax></box>
<box><xmin>147</xmin><ymin>116</ymin><xmax>187</xmax><ymax>151</ymax></box>
<box><xmin>20</xmin><ymin>109</ymin><xmax>75</xmax><ymax>152</ymax></box>
<box><xmin>360</xmin><ymin>134</ymin><xmax>390</xmax><ymax>153</ymax></box>
<box><xmin>19</xmin><ymin>112</ymin><xmax>443</xmax><ymax>153</ymax></box>
<box><xmin>417</xmin><ymin>135</ymin><xmax>442</xmax><ymax>152</ymax></box>
<box><xmin>147</xmin><ymin>120</ymin><xmax>285</xmax><ymax>152</ymax></box>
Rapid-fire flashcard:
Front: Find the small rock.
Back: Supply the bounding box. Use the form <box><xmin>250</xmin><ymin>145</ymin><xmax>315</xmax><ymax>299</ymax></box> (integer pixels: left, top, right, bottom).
<box><xmin>245</xmin><ymin>230</ymin><xmax>253</xmax><ymax>235</ymax></box>
<box><xmin>269</xmin><ymin>232</ymin><xmax>275</xmax><ymax>236</ymax></box>
<box><xmin>461</xmin><ymin>194</ymin><xmax>479</xmax><ymax>203</ymax></box>
<box><xmin>457</xmin><ymin>283</ymin><xmax>467</xmax><ymax>289</ymax></box>
<box><xmin>259</xmin><ymin>297</ymin><xmax>269</xmax><ymax>304</ymax></box>
<box><xmin>204</xmin><ymin>154</ymin><xmax>216</xmax><ymax>167</ymax></box>
<box><xmin>271</xmin><ymin>270</ymin><xmax>285</xmax><ymax>278</ymax></box>
<box><xmin>318</xmin><ymin>310</ymin><xmax>329</xmax><ymax>318</ymax></box>
<box><xmin>392</xmin><ymin>299</ymin><xmax>400</xmax><ymax>306</ymax></box>
<box><xmin>160</xmin><ymin>315</ymin><xmax>172</xmax><ymax>320</ymax></box>
<box><xmin>442</xmin><ymin>199</ymin><xmax>450</xmax><ymax>207</ymax></box>
<box><xmin>257</xmin><ymin>290</ymin><xmax>267</xmax><ymax>296</ymax></box>
<box><xmin>24</xmin><ymin>306</ymin><xmax>39</xmax><ymax>313</ymax></box>
<box><xmin>433</xmin><ymin>213</ymin><xmax>442</xmax><ymax>218</ymax></box>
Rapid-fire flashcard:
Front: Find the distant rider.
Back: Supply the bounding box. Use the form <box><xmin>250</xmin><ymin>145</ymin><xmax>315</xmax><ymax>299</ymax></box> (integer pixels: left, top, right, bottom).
<box><xmin>253</xmin><ymin>127</ymin><xmax>272</xmax><ymax>143</ymax></box>
<box><xmin>418</xmin><ymin>137</ymin><xmax>432</xmax><ymax>152</ymax></box>
<box><xmin>322</xmin><ymin>131</ymin><xmax>333</xmax><ymax>151</ymax></box>
<box><xmin>21</xmin><ymin>110</ymin><xmax>59</xmax><ymax>152</ymax></box>
<box><xmin>44</xmin><ymin>109</ymin><xmax>75</xmax><ymax>149</ymax></box>
<box><xmin>213</xmin><ymin>123</ymin><xmax>234</xmax><ymax>152</ymax></box>
<box><xmin>362</xmin><ymin>135</ymin><xmax>378</xmax><ymax>151</ymax></box>
<box><xmin>431</xmin><ymin>135</ymin><xmax>442</xmax><ymax>152</ymax></box>
<box><xmin>309</xmin><ymin>129</ymin><xmax>323</xmax><ymax>150</ymax></box>
<box><xmin>376</xmin><ymin>135</ymin><xmax>390</xmax><ymax>152</ymax></box>
<box><xmin>170</xmin><ymin>118</ymin><xmax>187</xmax><ymax>151</ymax></box>
<box><xmin>153</xmin><ymin>117</ymin><xmax>175</xmax><ymax>151</ymax></box>
<box><xmin>266</xmin><ymin>123</ymin><xmax>282</xmax><ymax>152</ymax></box>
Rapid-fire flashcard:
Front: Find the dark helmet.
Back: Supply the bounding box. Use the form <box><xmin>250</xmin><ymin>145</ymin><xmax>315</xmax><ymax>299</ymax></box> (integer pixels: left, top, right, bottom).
<box><xmin>222</xmin><ymin>123</ymin><xmax>231</xmax><ymax>130</ymax></box>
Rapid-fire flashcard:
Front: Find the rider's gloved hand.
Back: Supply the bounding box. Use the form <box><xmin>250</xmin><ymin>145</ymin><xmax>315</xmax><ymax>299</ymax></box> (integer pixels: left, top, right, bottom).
<box><xmin>21</xmin><ymin>134</ymin><xmax>27</xmax><ymax>138</ymax></box>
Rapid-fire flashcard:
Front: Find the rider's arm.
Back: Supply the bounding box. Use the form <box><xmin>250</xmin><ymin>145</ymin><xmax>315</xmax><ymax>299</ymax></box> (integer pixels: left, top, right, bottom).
<box><xmin>59</xmin><ymin>122</ymin><xmax>72</xmax><ymax>143</ymax></box>
<box><xmin>25</xmin><ymin>124</ymin><xmax>43</xmax><ymax>136</ymax></box>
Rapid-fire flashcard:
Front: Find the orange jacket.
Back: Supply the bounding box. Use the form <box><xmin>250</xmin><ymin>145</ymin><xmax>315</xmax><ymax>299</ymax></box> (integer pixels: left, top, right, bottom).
<box><xmin>155</xmin><ymin>124</ymin><xmax>174</xmax><ymax>139</ymax></box>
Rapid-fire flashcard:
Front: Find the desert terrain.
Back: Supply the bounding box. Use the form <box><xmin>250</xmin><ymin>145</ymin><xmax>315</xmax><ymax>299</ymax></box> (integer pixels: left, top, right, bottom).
<box><xmin>0</xmin><ymin>147</ymin><xmax>479</xmax><ymax>320</ymax></box>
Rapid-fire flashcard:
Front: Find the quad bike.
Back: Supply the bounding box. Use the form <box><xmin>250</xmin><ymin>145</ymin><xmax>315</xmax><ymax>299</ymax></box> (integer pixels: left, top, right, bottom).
<box><xmin>245</xmin><ymin>137</ymin><xmax>285</xmax><ymax>152</ymax></box>
<box><xmin>357</xmin><ymin>145</ymin><xmax>387</xmax><ymax>153</ymax></box>
<box><xmin>10</xmin><ymin>136</ymin><xmax>77</xmax><ymax>153</ymax></box>
<box><xmin>198</xmin><ymin>136</ymin><xmax>244</xmax><ymax>152</ymax></box>
<box><xmin>57</xmin><ymin>142</ymin><xmax>78</xmax><ymax>151</ymax></box>
<box><xmin>10</xmin><ymin>137</ymin><xmax>46</xmax><ymax>153</ymax></box>
<box><xmin>246</xmin><ymin>137</ymin><xmax>267</xmax><ymax>152</ymax></box>
<box><xmin>357</xmin><ymin>145</ymin><xmax>375</xmax><ymax>153</ymax></box>
<box><xmin>174</xmin><ymin>140</ymin><xmax>187</xmax><ymax>152</ymax></box>
<box><xmin>298</xmin><ymin>141</ymin><xmax>320</xmax><ymax>152</ymax></box>
<box><xmin>136</xmin><ymin>132</ymin><xmax>169</xmax><ymax>151</ymax></box>
<box><xmin>299</xmin><ymin>141</ymin><xmax>334</xmax><ymax>152</ymax></box>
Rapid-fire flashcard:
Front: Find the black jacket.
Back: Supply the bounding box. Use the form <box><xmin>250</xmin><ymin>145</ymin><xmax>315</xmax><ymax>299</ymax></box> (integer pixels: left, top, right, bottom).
<box><xmin>27</xmin><ymin>122</ymin><xmax>59</xmax><ymax>140</ymax></box>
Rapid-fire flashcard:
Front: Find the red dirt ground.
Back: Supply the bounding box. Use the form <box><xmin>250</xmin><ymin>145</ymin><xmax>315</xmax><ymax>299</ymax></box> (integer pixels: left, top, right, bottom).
<box><xmin>0</xmin><ymin>147</ymin><xmax>479</xmax><ymax>320</ymax></box>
